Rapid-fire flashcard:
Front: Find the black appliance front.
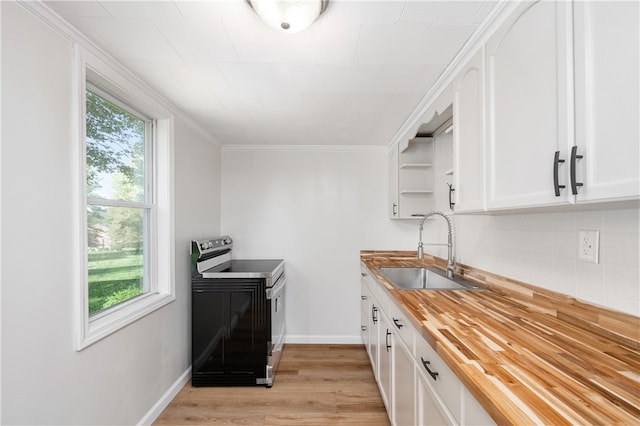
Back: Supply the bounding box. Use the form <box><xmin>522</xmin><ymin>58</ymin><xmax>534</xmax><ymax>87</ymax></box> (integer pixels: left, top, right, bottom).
<box><xmin>191</xmin><ymin>277</ymin><xmax>268</xmax><ymax>386</ymax></box>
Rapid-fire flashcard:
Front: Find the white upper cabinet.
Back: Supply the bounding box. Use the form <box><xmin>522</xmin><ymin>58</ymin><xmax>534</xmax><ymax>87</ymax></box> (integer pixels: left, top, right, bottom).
<box><xmin>389</xmin><ymin>136</ymin><xmax>437</xmax><ymax>220</ymax></box>
<box><xmin>392</xmin><ymin>0</ymin><xmax>638</xmax><ymax>216</ymax></box>
<box><xmin>389</xmin><ymin>146</ymin><xmax>399</xmax><ymax>218</ymax></box>
<box><xmin>573</xmin><ymin>1</ymin><xmax>640</xmax><ymax>203</ymax></box>
<box><xmin>485</xmin><ymin>0</ymin><xmax>574</xmax><ymax>210</ymax></box>
<box><xmin>389</xmin><ymin>89</ymin><xmax>453</xmax><ymax>220</ymax></box>
<box><xmin>453</xmin><ymin>48</ymin><xmax>485</xmax><ymax>213</ymax></box>
<box><xmin>398</xmin><ymin>137</ymin><xmax>435</xmax><ymax>218</ymax></box>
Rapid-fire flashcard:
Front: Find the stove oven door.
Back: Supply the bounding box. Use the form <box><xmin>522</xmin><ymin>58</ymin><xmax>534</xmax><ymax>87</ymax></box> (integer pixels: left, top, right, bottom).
<box><xmin>191</xmin><ymin>277</ymin><xmax>267</xmax><ymax>386</ymax></box>
<box><xmin>264</xmin><ymin>273</ymin><xmax>286</xmax><ymax>387</ymax></box>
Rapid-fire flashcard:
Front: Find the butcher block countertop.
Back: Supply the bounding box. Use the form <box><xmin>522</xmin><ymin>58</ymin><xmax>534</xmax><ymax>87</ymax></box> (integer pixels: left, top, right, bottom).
<box><xmin>361</xmin><ymin>250</ymin><xmax>640</xmax><ymax>425</ymax></box>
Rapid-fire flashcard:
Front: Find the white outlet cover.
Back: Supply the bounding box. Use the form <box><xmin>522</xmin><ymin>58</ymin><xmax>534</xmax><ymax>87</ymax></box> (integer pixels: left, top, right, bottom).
<box><xmin>578</xmin><ymin>230</ymin><xmax>600</xmax><ymax>263</ymax></box>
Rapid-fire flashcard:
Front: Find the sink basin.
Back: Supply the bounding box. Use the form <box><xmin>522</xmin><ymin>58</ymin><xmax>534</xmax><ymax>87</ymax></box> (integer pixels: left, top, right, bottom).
<box><xmin>376</xmin><ymin>267</ymin><xmax>484</xmax><ymax>291</ymax></box>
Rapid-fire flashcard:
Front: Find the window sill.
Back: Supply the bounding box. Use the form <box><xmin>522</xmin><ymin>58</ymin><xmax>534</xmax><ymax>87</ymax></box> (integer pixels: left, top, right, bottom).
<box><xmin>77</xmin><ymin>292</ymin><xmax>175</xmax><ymax>350</ymax></box>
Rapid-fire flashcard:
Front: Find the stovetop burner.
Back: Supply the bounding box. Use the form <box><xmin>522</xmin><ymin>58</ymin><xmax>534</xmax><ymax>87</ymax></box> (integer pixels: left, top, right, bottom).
<box><xmin>201</xmin><ymin>259</ymin><xmax>285</xmax><ymax>284</ymax></box>
<box><xmin>191</xmin><ymin>236</ymin><xmax>284</xmax><ymax>285</ymax></box>
<box><xmin>204</xmin><ymin>259</ymin><xmax>284</xmax><ymax>274</ymax></box>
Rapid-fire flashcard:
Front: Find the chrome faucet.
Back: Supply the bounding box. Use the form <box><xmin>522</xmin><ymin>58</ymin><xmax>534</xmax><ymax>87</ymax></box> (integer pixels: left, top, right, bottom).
<box><xmin>417</xmin><ymin>211</ymin><xmax>455</xmax><ymax>278</ymax></box>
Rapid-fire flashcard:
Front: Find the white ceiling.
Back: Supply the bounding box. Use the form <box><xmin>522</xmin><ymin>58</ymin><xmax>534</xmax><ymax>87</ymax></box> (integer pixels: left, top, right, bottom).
<box><xmin>45</xmin><ymin>0</ymin><xmax>496</xmax><ymax>146</ymax></box>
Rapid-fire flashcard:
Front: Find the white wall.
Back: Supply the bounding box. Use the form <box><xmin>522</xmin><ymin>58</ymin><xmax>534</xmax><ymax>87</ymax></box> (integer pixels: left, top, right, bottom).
<box><xmin>1</xmin><ymin>2</ymin><xmax>221</xmax><ymax>424</ymax></box>
<box><xmin>221</xmin><ymin>147</ymin><xmax>419</xmax><ymax>342</ymax></box>
<box><xmin>221</xmin><ymin>148</ymin><xmax>639</xmax><ymax>345</ymax></box>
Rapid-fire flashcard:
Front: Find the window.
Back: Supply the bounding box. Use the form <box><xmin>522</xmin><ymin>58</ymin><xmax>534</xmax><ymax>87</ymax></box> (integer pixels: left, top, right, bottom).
<box><xmin>76</xmin><ymin>50</ymin><xmax>174</xmax><ymax>350</ymax></box>
<box><xmin>86</xmin><ymin>86</ymin><xmax>152</xmax><ymax>316</ymax></box>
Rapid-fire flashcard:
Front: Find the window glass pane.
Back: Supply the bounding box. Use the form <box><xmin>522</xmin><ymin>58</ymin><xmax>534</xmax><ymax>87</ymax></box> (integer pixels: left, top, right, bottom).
<box><xmin>86</xmin><ymin>90</ymin><xmax>146</xmax><ymax>202</ymax></box>
<box><xmin>87</xmin><ymin>205</ymin><xmax>146</xmax><ymax>315</ymax></box>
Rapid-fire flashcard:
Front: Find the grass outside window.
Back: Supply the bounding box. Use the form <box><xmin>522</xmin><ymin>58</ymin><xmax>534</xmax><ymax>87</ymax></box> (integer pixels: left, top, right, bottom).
<box><xmin>88</xmin><ymin>250</ymin><xmax>143</xmax><ymax>315</ymax></box>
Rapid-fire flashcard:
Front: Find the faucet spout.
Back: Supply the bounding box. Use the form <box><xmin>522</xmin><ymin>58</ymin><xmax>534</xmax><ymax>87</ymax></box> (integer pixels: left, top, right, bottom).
<box><xmin>416</xmin><ymin>211</ymin><xmax>455</xmax><ymax>278</ymax></box>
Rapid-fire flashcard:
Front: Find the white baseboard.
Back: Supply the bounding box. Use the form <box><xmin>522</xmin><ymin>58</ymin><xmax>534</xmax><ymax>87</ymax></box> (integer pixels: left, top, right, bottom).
<box><xmin>137</xmin><ymin>367</ymin><xmax>191</xmax><ymax>426</ymax></box>
<box><xmin>285</xmin><ymin>335</ymin><xmax>363</xmax><ymax>344</ymax></box>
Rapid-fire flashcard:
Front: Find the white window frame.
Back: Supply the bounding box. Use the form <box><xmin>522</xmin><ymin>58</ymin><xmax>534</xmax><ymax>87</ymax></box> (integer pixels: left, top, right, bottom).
<box><xmin>74</xmin><ymin>47</ymin><xmax>175</xmax><ymax>350</ymax></box>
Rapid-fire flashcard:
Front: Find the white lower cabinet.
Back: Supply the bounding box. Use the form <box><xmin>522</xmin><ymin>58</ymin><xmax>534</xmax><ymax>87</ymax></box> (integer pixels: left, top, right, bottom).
<box><xmin>392</xmin><ymin>327</ymin><xmax>416</xmax><ymax>426</ymax></box>
<box><xmin>463</xmin><ymin>388</ymin><xmax>495</xmax><ymax>426</ymax></box>
<box><xmin>378</xmin><ymin>309</ymin><xmax>392</xmax><ymax>412</ymax></box>
<box><xmin>415</xmin><ymin>331</ymin><xmax>462</xmax><ymax>424</ymax></box>
<box><xmin>361</xmin><ymin>266</ymin><xmax>495</xmax><ymax>426</ymax></box>
<box><xmin>360</xmin><ymin>281</ymin><xmax>370</xmax><ymax>351</ymax></box>
<box><xmin>417</xmin><ymin>364</ymin><xmax>454</xmax><ymax>425</ymax></box>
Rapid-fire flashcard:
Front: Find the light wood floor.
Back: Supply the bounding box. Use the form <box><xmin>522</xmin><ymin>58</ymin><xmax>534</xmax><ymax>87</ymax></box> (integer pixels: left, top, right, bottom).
<box><xmin>154</xmin><ymin>344</ymin><xmax>390</xmax><ymax>425</ymax></box>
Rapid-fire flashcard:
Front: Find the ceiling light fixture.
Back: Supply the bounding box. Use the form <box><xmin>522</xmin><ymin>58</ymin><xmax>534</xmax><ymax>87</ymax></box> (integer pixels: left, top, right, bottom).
<box><xmin>247</xmin><ymin>0</ymin><xmax>329</xmax><ymax>33</ymax></box>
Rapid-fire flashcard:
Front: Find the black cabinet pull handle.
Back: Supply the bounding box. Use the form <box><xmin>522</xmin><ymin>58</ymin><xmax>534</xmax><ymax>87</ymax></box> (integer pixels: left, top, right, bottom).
<box><xmin>553</xmin><ymin>151</ymin><xmax>566</xmax><ymax>196</ymax></box>
<box><xmin>447</xmin><ymin>183</ymin><xmax>455</xmax><ymax>210</ymax></box>
<box><xmin>392</xmin><ymin>202</ymin><xmax>397</xmax><ymax>216</ymax></box>
<box><xmin>361</xmin><ymin>272</ymin><xmax>367</xmax><ymax>277</ymax></box>
<box><xmin>421</xmin><ymin>357</ymin><xmax>439</xmax><ymax>380</ymax></box>
<box><xmin>372</xmin><ymin>306</ymin><xmax>378</xmax><ymax>324</ymax></box>
<box><xmin>361</xmin><ymin>295</ymin><xmax>367</xmax><ymax>300</ymax></box>
<box><xmin>570</xmin><ymin>146</ymin><xmax>584</xmax><ymax>195</ymax></box>
<box><xmin>386</xmin><ymin>329</ymin><xmax>392</xmax><ymax>352</ymax></box>
<box><xmin>393</xmin><ymin>318</ymin><xmax>403</xmax><ymax>329</ymax></box>
<box><xmin>361</xmin><ymin>326</ymin><xmax>366</xmax><ymax>332</ymax></box>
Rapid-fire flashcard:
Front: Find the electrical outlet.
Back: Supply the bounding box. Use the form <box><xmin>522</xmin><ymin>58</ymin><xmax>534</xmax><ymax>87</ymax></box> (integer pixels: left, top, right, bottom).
<box><xmin>578</xmin><ymin>230</ymin><xmax>599</xmax><ymax>263</ymax></box>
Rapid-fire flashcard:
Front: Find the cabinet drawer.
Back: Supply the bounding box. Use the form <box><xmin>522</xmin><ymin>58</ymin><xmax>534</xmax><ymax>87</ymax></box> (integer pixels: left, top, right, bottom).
<box><xmin>415</xmin><ymin>334</ymin><xmax>462</xmax><ymax>424</ymax></box>
<box><xmin>389</xmin><ymin>301</ymin><xmax>414</xmax><ymax>352</ymax></box>
<box><xmin>360</xmin><ymin>283</ymin><xmax>370</xmax><ymax>345</ymax></box>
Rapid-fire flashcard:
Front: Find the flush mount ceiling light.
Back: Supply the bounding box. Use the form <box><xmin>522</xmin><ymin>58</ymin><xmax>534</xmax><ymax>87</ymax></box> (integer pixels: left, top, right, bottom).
<box><xmin>247</xmin><ymin>0</ymin><xmax>329</xmax><ymax>33</ymax></box>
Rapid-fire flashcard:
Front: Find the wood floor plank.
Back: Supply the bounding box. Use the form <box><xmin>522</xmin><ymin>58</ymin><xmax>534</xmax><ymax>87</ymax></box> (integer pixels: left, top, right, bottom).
<box><xmin>153</xmin><ymin>344</ymin><xmax>390</xmax><ymax>426</ymax></box>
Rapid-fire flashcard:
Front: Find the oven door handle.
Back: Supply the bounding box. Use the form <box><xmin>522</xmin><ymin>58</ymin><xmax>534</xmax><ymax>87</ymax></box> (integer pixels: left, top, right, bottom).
<box><xmin>266</xmin><ymin>274</ymin><xmax>286</xmax><ymax>299</ymax></box>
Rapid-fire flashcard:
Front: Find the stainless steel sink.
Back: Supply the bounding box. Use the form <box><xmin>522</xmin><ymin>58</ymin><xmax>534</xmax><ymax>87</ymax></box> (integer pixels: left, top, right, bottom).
<box><xmin>376</xmin><ymin>267</ymin><xmax>484</xmax><ymax>291</ymax></box>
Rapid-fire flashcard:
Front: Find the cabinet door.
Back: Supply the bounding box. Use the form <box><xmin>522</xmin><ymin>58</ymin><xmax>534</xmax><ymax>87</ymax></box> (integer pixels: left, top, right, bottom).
<box><xmin>486</xmin><ymin>0</ymin><xmax>573</xmax><ymax>209</ymax></box>
<box><xmin>416</xmin><ymin>367</ymin><xmax>454</xmax><ymax>426</ymax></box>
<box><xmin>573</xmin><ymin>1</ymin><xmax>640</xmax><ymax>202</ymax></box>
<box><xmin>378</xmin><ymin>312</ymin><xmax>392</xmax><ymax>414</ymax></box>
<box><xmin>463</xmin><ymin>388</ymin><xmax>496</xmax><ymax>426</ymax></box>
<box><xmin>393</xmin><ymin>337</ymin><xmax>416</xmax><ymax>426</ymax></box>
<box><xmin>453</xmin><ymin>48</ymin><xmax>485</xmax><ymax>212</ymax></box>
<box><xmin>389</xmin><ymin>145</ymin><xmax>399</xmax><ymax>219</ymax></box>
<box><xmin>369</xmin><ymin>298</ymin><xmax>380</xmax><ymax>378</ymax></box>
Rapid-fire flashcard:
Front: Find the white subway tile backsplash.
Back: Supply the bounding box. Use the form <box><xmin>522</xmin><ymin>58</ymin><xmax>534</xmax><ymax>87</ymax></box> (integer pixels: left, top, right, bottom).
<box><xmin>604</xmin><ymin>208</ymin><xmax>640</xmax><ymax>233</ymax></box>
<box><xmin>601</xmin><ymin>232</ymin><xmax>640</xmax><ymax>268</ymax></box>
<box><xmin>529</xmin><ymin>253</ymin><xmax>554</xmax><ymax>280</ymax></box>
<box><xmin>576</xmin><ymin>210</ymin><xmax>603</xmax><ymax>230</ymax></box>
<box><xmin>527</xmin><ymin>230</ymin><xmax>553</xmax><ymax>254</ymax></box>
<box><xmin>554</xmin><ymin>281</ymin><xmax>578</xmax><ymax>298</ymax></box>
<box><xmin>553</xmin><ymin>231</ymin><xmax>577</xmax><ymax>258</ymax></box>
<box><xmin>521</xmin><ymin>213</ymin><xmax>554</xmax><ymax>231</ymax></box>
<box><xmin>454</xmin><ymin>206</ymin><xmax>639</xmax><ymax>317</ymax></box>
<box><xmin>553</xmin><ymin>211</ymin><xmax>576</xmax><ymax>231</ymax></box>
<box><xmin>605</xmin><ymin>264</ymin><xmax>640</xmax><ymax>300</ymax></box>
<box><xmin>553</xmin><ymin>257</ymin><xmax>577</xmax><ymax>288</ymax></box>
<box><xmin>606</xmin><ymin>294</ymin><xmax>640</xmax><ymax>317</ymax></box>
<box><xmin>577</xmin><ymin>262</ymin><xmax>605</xmax><ymax>292</ymax></box>
<box><xmin>577</xmin><ymin>287</ymin><xmax>606</xmax><ymax>308</ymax></box>
<box><xmin>529</xmin><ymin>276</ymin><xmax>556</xmax><ymax>292</ymax></box>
